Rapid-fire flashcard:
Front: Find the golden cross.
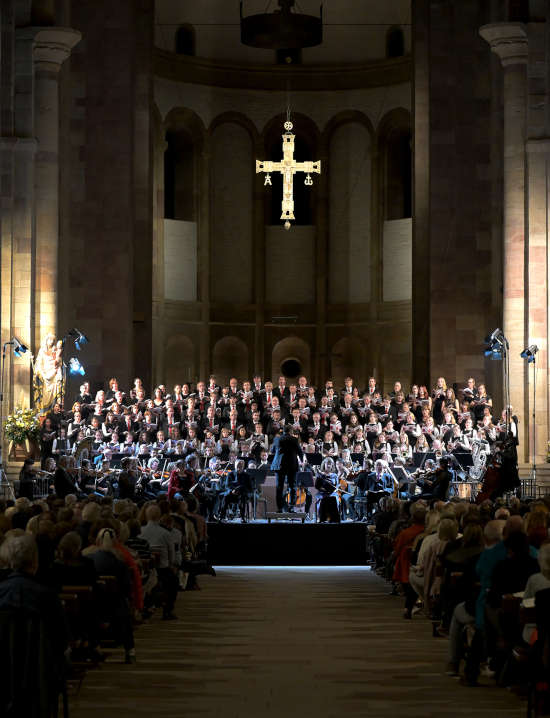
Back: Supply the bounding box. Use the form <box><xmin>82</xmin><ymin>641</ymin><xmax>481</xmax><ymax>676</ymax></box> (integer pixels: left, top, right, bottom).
<box><xmin>256</xmin><ymin>120</ymin><xmax>321</xmax><ymax>230</ymax></box>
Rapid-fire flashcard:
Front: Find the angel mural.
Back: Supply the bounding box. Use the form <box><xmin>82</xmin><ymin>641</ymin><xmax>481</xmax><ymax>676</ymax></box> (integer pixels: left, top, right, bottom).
<box><xmin>31</xmin><ymin>334</ymin><xmax>64</xmax><ymax>413</ymax></box>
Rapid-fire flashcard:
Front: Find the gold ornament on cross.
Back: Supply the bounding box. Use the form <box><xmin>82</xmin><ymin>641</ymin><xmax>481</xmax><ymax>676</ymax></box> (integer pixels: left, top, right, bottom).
<box><xmin>256</xmin><ymin>120</ymin><xmax>321</xmax><ymax>230</ymax></box>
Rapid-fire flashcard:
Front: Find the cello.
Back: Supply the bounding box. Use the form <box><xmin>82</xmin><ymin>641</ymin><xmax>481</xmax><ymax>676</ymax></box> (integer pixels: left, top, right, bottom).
<box><xmin>475</xmin><ymin>456</ymin><xmax>502</xmax><ymax>504</ymax></box>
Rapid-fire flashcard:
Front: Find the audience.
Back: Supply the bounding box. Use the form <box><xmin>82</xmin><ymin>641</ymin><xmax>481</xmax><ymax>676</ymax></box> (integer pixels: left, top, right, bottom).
<box><xmin>370</xmin><ymin>494</ymin><xmax>550</xmax><ymax>701</ymax></box>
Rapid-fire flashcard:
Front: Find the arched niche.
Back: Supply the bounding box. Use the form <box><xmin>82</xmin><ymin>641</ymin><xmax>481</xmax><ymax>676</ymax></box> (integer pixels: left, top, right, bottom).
<box><xmin>272</xmin><ymin>337</ymin><xmax>311</xmax><ymax>382</ymax></box>
<box><xmin>377</xmin><ymin>109</ymin><xmax>412</xmax><ymax>303</ymax></box>
<box><xmin>262</xmin><ymin>113</ymin><xmax>320</xmax><ymax>227</ymax></box>
<box><xmin>212</xmin><ymin>336</ymin><xmax>249</xmax><ymax>386</ymax></box>
<box><xmin>163</xmin><ymin>109</ymin><xmax>205</xmax><ymax>222</ymax></box>
<box><xmin>330</xmin><ymin>337</ymin><xmax>366</xmax><ymax>391</ymax></box>
<box><xmin>211</xmin><ymin>121</ymin><xmax>254</xmax><ymax>303</ymax></box>
<box><xmin>327</xmin><ymin>118</ymin><xmax>372</xmax><ymax>303</ymax></box>
<box><xmin>377</xmin><ymin>108</ymin><xmax>412</xmax><ymax>221</ymax></box>
<box><xmin>164</xmin><ymin>334</ymin><xmax>196</xmax><ymax>389</ymax></box>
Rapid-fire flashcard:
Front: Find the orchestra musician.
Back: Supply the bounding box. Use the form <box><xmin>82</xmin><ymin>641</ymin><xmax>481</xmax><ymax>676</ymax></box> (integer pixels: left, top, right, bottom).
<box><xmin>314</xmin><ymin>457</ymin><xmax>340</xmax><ymax>523</ymax></box>
<box><xmin>220</xmin><ymin>459</ymin><xmax>254</xmax><ymax>523</ymax></box>
<box><xmin>17</xmin><ymin>459</ymin><xmax>37</xmax><ymax>500</ymax></box>
<box><xmin>420</xmin><ymin>456</ymin><xmax>452</xmax><ymax>501</ymax></box>
<box><xmin>118</xmin><ymin>457</ymin><xmax>138</xmax><ymax>500</ymax></box>
<box><xmin>53</xmin><ymin>455</ymin><xmax>78</xmax><ymax>499</ymax></box>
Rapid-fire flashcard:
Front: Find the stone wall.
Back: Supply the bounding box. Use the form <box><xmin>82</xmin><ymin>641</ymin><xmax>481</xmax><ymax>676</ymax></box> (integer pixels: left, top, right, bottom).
<box><xmin>413</xmin><ymin>0</ymin><xmax>504</xmax><ymax>396</ymax></box>
<box><xmin>58</xmin><ymin>0</ymin><xmax>154</xmax><ymax>394</ymax></box>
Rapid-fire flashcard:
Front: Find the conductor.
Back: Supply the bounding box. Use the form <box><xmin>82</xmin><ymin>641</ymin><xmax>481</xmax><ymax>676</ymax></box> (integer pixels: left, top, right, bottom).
<box><xmin>271</xmin><ymin>425</ymin><xmax>303</xmax><ymax>512</ymax></box>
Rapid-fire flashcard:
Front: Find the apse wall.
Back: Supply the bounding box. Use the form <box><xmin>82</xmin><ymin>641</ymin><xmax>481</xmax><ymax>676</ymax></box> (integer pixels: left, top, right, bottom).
<box><xmin>155</xmin><ymin>1</ymin><xmax>412</xmax><ymax>64</ymax></box>
<box><xmin>151</xmin><ymin>30</ymin><xmax>412</xmax><ymax>392</ymax></box>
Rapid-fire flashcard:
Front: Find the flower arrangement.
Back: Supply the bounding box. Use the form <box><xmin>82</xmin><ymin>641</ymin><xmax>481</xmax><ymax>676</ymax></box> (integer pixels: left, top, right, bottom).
<box><xmin>4</xmin><ymin>407</ymin><xmax>41</xmax><ymax>445</ymax></box>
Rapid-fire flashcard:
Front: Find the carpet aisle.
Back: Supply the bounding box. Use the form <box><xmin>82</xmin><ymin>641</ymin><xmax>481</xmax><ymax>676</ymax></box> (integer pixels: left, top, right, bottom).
<box><xmin>71</xmin><ymin>567</ymin><xmax>523</xmax><ymax>718</ymax></box>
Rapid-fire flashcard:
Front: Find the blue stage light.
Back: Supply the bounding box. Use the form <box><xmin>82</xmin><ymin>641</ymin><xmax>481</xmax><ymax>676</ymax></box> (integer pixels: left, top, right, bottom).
<box><xmin>69</xmin><ymin>357</ymin><xmax>85</xmax><ymax>376</ymax></box>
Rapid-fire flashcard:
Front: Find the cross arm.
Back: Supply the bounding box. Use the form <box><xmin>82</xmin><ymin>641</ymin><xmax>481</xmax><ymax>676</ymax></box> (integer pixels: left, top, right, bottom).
<box><xmin>256</xmin><ymin>160</ymin><xmax>283</xmax><ymax>174</ymax></box>
<box><xmin>293</xmin><ymin>160</ymin><xmax>321</xmax><ymax>174</ymax></box>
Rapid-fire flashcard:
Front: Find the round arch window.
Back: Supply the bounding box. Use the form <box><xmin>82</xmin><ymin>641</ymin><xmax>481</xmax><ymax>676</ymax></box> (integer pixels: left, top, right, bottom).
<box><xmin>281</xmin><ymin>358</ymin><xmax>302</xmax><ymax>378</ymax></box>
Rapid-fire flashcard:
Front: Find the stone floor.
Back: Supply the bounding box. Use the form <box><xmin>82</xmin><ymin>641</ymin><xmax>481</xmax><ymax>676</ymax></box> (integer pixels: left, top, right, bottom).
<box><xmin>71</xmin><ymin>567</ymin><xmax>523</xmax><ymax>718</ymax></box>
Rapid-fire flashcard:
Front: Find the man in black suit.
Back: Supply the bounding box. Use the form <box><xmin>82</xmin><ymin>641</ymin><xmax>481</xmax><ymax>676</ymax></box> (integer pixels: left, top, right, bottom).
<box><xmin>274</xmin><ymin>425</ymin><xmax>303</xmax><ymax>512</ymax></box>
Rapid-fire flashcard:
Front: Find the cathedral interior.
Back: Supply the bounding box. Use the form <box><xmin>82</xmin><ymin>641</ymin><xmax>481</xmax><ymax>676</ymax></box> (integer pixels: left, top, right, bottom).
<box><xmin>2</xmin><ymin>1</ymin><xmax>550</xmax><ymax>717</ymax></box>
<box><xmin>2</xmin><ymin>0</ymin><xmax>548</xmax><ymax>467</ymax></box>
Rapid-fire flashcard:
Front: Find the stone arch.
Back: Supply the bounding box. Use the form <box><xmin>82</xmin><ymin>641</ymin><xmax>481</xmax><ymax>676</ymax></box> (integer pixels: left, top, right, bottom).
<box><xmin>209</xmin><ymin>112</ymin><xmax>259</xmax><ymax>144</ymax></box>
<box><xmin>330</xmin><ymin>338</ymin><xmax>366</xmax><ymax>391</ymax></box>
<box><xmin>212</xmin><ymin>337</ymin><xmax>249</xmax><ymax>386</ymax></box>
<box><xmin>164</xmin><ymin>334</ymin><xmax>196</xmax><ymax>389</ymax></box>
<box><xmin>271</xmin><ymin>337</ymin><xmax>311</xmax><ymax>382</ymax></box>
<box><xmin>163</xmin><ymin>108</ymin><xmax>205</xmax><ymax>222</ymax></box>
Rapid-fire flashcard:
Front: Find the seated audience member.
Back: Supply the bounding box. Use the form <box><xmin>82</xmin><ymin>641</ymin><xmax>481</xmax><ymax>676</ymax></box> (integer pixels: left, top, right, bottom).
<box><xmin>393</xmin><ymin>502</ymin><xmax>427</xmax><ymax>619</ymax></box>
<box><xmin>140</xmin><ymin>504</ymin><xmax>179</xmax><ymax>621</ymax></box>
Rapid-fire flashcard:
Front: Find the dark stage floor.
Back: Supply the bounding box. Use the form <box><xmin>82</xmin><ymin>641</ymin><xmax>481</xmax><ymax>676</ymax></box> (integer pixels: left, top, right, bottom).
<box><xmin>207</xmin><ymin>521</ymin><xmax>370</xmax><ymax>565</ymax></box>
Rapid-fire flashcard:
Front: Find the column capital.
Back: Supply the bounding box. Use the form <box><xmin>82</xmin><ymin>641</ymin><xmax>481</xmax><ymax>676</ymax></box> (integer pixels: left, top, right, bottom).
<box><xmin>30</xmin><ymin>27</ymin><xmax>81</xmax><ymax>73</ymax></box>
<box><xmin>479</xmin><ymin>23</ymin><xmax>528</xmax><ymax>67</ymax></box>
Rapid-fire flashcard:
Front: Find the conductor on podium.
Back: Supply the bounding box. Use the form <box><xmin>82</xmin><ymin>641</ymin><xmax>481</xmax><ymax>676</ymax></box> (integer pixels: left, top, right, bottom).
<box><xmin>271</xmin><ymin>425</ymin><xmax>303</xmax><ymax>512</ymax></box>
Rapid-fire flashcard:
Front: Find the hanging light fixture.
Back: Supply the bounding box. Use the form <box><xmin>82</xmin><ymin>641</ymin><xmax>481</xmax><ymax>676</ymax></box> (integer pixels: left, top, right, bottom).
<box><xmin>240</xmin><ymin>0</ymin><xmax>323</xmax><ymax>50</ymax></box>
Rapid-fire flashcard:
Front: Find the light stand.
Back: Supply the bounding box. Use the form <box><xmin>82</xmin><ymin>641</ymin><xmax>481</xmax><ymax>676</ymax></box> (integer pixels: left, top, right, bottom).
<box><xmin>520</xmin><ymin>344</ymin><xmax>539</xmax><ymax>484</ymax></box>
<box><xmin>530</xmin><ymin>356</ymin><xmax>536</xmax><ymax>483</ymax></box>
<box><xmin>484</xmin><ymin>328</ymin><xmax>510</xmax><ymax>435</ymax></box>
<box><xmin>0</xmin><ymin>338</ymin><xmax>28</xmax><ymax>500</ymax></box>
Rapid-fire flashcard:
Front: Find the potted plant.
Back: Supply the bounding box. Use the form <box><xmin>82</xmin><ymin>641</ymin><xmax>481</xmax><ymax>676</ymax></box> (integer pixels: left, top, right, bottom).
<box><xmin>4</xmin><ymin>407</ymin><xmax>41</xmax><ymax>460</ymax></box>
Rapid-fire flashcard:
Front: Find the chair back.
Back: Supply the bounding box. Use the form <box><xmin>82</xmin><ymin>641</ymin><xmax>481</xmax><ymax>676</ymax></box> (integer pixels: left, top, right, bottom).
<box><xmin>0</xmin><ymin>608</ymin><xmax>63</xmax><ymax>717</ymax></box>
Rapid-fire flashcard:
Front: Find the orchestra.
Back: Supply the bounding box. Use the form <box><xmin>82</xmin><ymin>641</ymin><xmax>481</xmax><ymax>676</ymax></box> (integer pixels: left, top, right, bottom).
<box><xmin>24</xmin><ymin>372</ymin><xmax>518</xmax><ymax>520</ymax></box>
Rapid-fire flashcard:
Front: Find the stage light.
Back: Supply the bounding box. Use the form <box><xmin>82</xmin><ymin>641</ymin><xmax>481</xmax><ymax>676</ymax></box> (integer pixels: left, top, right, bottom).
<box><xmin>485</xmin><ymin>327</ymin><xmax>504</xmax><ymax>345</ymax></box>
<box><xmin>520</xmin><ymin>345</ymin><xmax>539</xmax><ymax>363</ymax></box>
<box><xmin>12</xmin><ymin>337</ymin><xmax>28</xmax><ymax>358</ymax></box>
<box><xmin>68</xmin><ymin>328</ymin><xmax>89</xmax><ymax>351</ymax></box>
<box><xmin>69</xmin><ymin>357</ymin><xmax>85</xmax><ymax>376</ymax></box>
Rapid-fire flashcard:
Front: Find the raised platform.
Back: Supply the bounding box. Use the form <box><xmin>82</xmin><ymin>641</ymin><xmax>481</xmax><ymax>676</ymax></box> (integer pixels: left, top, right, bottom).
<box><xmin>207</xmin><ymin>521</ymin><xmax>369</xmax><ymax>566</ymax></box>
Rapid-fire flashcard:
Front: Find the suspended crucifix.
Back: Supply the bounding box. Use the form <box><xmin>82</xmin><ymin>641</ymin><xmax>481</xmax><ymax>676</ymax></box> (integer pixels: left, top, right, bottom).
<box><xmin>256</xmin><ymin>120</ymin><xmax>321</xmax><ymax>230</ymax></box>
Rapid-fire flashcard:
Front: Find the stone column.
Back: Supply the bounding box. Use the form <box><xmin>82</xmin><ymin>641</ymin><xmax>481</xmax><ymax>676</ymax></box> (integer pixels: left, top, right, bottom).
<box><xmin>198</xmin><ymin>145</ymin><xmax>211</xmax><ymax>381</ymax></box>
<box><xmin>525</xmin><ymin>139</ymin><xmax>550</xmax><ymax>467</ymax></box>
<box><xmin>479</xmin><ymin>23</ymin><xmax>528</xmax><ymax>458</ymax></box>
<box><xmin>32</xmin><ymin>27</ymin><xmax>81</xmax><ymax>347</ymax></box>
<box><xmin>253</xmin><ymin>136</ymin><xmax>266</xmax><ymax>378</ymax></box>
<box><xmin>314</xmin><ymin>147</ymin><xmax>329</xmax><ymax>386</ymax></box>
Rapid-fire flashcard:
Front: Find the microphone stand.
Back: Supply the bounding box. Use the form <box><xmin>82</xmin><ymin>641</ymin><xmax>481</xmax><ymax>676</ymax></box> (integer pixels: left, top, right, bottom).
<box><xmin>529</xmin><ymin>355</ymin><xmax>537</xmax><ymax>484</ymax></box>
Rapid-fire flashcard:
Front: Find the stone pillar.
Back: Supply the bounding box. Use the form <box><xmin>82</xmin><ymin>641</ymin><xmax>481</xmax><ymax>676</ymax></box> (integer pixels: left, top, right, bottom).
<box><xmin>32</xmin><ymin>27</ymin><xmax>80</xmax><ymax>347</ymax></box>
<box><xmin>525</xmin><ymin>139</ymin><xmax>550</xmax><ymax>467</ymax></box>
<box><xmin>479</xmin><ymin>23</ymin><xmax>528</xmax><ymax>457</ymax></box>
<box><xmin>412</xmin><ymin>0</ymin><xmax>431</xmax><ymax>388</ymax></box>
<box><xmin>152</xmin><ymin>136</ymin><xmax>167</xmax><ymax>385</ymax></box>
<box><xmin>314</xmin><ymin>147</ymin><xmax>329</xmax><ymax>386</ymax></box>
<box><xmin>253</xmin><ymin>136</ymin><xmax>266</xmax><ymax>378</ymax></box>
<box><xmin>198</xmin><ymin>146</ymin><xmax>211</xmax><ymax>381</ymax></box>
